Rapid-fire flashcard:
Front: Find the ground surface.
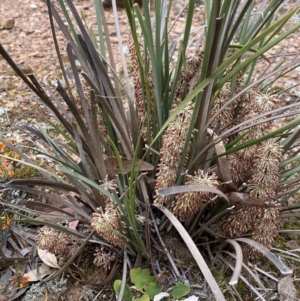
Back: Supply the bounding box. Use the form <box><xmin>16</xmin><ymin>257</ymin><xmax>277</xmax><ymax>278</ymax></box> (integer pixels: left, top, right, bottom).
<box><xmin>0</xmin><ymin>0</ymin><xmax>205</xmax><ymax>135</ymax></box>
<box><xmin>1</xmin><ymin>0</ymin><xmax>300</xmax><ymax>136</ymax></box>
<box><xmin>1</xmin><ymin>0</ymin><xmax>300</xmax><ymax>300</ymax></box>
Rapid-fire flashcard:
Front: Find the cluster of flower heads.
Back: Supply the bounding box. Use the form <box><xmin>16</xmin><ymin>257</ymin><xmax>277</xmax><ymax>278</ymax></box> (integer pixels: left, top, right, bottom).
<box><xmin>91</xmin><ymin>176</ymin><xmax>126</xmax><ymax>248</ymax></box>
<box><xmin>91</xmin><ymin>203</ymin><xmax>125</xmax><ymax>248</ymax></box>
<box><xmin>128</xmin><ymin>20</ymin><xmax>297</xmax><ymax>262</ymax></box>
<box><xmin>209</xmin><ymin>87</ymin><xmax>284</xmax><ymax>258</ymax></box>
<box><xmin>230</xmin><ymin>91</ymin><xmax>279</xmax><ymax>185</ymax></box>
<box><xmin>153</xmin><ymin>55</ymin><xmax>285</xmax><ymax>257</ymax></box>
<box><xmin>173</xmin><ymin>51</ymin><xmax>203</xmax><ymax>102</ymax></box>
<box><xmin>35</xmin><ymin>226</ymin><xmax>71</xmax><ymax>255</ymax></box>
<box><xmin>154</xmin><ymin>101</ymin><xmax>195</xmax><ymax>208</ymax></box>
<box><xmin>93</xmin><ymin>247</ymin><xmax>116</xmax><ymax>271</ymax></box>
<box><xmin>209</xmin><ymin>77</ymin><xmax>247</xmax><ymax>144</ymax></box>
<box><xmin>0</xmin><ymin>141</ymin><xmax>20</xmax><ymax>180</ymax></box>
<box><xmin>129</xmin><ymin>35</ymin><xmax>155</xmax><ymax>140</ymax></box>
<box><xmin>155</xmin><ymin>51</ymin><xmax>203</xmax><ymax>209</ymax></box>
<box><xmin>172</xmin><ymin>170</ymin><xmax>219</xmax><ymax>221</ymax></box>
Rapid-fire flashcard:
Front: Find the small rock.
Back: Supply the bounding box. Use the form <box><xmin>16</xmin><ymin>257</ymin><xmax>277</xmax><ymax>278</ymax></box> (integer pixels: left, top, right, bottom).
<box><xmin>0</xmin><ymin>18</ymin><xmax>15</xmax><ymax>29</ymax></box>
<box><xmin>28</xmin><ymin>3</ymin><xmax>38</xmax><ymax>11</ymax></box>
<box><xmin>278</xmin><ymin>276</ymin><xmax>295</xmax><ymax>301</ymax></box>
<box><xmin>288</xmin><ymin>46</ymin><xmax>297</xmax><ymax>53</ymax></box>
<box><xmin>175</xmin><ymin>3</ymin><xmax>183</xmax><ymax>11</ymax></box>
<box><xmin>290</xmin><ymin>72</ymin><xmax>299</xmax><ymax>79</ymax></box>
<box><xmin>286</xmin><ymin>240</ymin><xmax>300</xmax><ymax>250</ymax></box>
<box><xmin>41</xmin><ymin>32</ymin><xmax>49</xmax><ymax>38</ymax></box>
<box><xmin>110</xmin><ymin>37</ymin><xmax>118</xmax><ymax>43</ymax></box>
<box><xmin>25</xmin><ymin>28</ymin><xmax>34</xmax><ymax>35</ymax></box>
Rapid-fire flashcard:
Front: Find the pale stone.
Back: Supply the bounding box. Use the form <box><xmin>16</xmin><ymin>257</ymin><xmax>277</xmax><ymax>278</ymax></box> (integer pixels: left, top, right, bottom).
<box><xmin>28</xmin><ymin>3</ymin><xmax>38</xmax><ymax>11</ymax></box>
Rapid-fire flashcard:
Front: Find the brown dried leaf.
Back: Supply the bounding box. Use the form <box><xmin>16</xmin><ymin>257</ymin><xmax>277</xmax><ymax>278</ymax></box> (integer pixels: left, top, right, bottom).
<box><xmin>207</xmin><ymin>128</ymin><xmax>236</xmax><ymax>190</ymax></box>
<box><xmin>226</xmin><ymin>192</ymin><xmax>274</xmax><ymax>207</ymax></box>
<box><xmin>68</xmin><ymin>220</ymin><xmax>79</xmax><ymax>230</ymax></box>
<box><xmin>37</xmin><ymin>248</ymin><xmax>60</xmax><ymax>269</ymax></box>
<box><xmin>104</xmin><ymin>157</ymin><xmax>154</xmax><ymax>174</ymax></box>
<box><xmin>34</xmin><ymin>210</ymin><xmax>75</xmax><ymax>223</ymax></box>
<box><xmin>23</xmin><ymin>263</ymin><xmax>53</xmax><ymax>282</ymax></box>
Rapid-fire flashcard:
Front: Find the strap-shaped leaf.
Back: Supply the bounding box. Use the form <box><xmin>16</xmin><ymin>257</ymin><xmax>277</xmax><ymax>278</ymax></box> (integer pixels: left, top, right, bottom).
<box><xmin>235</xmin><ymin>238</ymin><xmax>293</xmax><ymax>275</ymax></box>
<box><xmin>156</xmin><ymin>185</ymin><xmax>229</xmax><ymax>202</ymax></box>
<box><xmin>155</xmin><ymin>205</ymin><xmax>226</xmax><ymax>301</ymax></box>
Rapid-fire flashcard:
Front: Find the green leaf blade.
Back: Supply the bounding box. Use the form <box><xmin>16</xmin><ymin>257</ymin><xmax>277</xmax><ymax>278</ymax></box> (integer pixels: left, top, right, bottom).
<box><xmin>130</xmin><ymin>268</ymin><xmax>157</xmax><ymax>291</ymax></box>
<box><xmin>171</xmin><ymin>282</ymin><xmax>190</xmax><ymax>299</ymax></box>
<box><xmin>113</xmin><ymin>280</ymin><xmax>132</xmax><ymax>301</ymax></box>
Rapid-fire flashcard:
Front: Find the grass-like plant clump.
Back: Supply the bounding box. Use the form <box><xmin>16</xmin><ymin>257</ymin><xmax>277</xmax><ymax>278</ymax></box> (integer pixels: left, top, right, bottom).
<box><xmin>1</xmin><ymin>0</ymin><xmax>300</xmax><ymax>300</ymax></box>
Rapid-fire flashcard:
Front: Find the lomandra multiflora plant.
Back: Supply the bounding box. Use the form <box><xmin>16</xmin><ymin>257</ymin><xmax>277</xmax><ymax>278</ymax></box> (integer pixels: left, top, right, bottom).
<box><xmin>1</xmin><ymin>0</ymin><xmax>300</xmax><ymax>300</ymax></box>
<box><xmin>154</xmin><ymin>57</ymin><xmax>286</xmax><ymax>260</ymax></box>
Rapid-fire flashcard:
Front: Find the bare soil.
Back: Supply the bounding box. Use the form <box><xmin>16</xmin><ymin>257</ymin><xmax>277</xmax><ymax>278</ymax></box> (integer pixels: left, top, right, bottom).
<box><xmin>1</xmin><ymin>0</ymin><xmax>299</xmax><ymax>134</ymax></box>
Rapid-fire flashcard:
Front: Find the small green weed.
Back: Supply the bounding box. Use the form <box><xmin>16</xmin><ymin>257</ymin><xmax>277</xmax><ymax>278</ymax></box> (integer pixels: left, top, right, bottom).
<box><xmin>114</xmin><ymin>268</ymin><xmax>190</xmax><ymax>301</ymax></box>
